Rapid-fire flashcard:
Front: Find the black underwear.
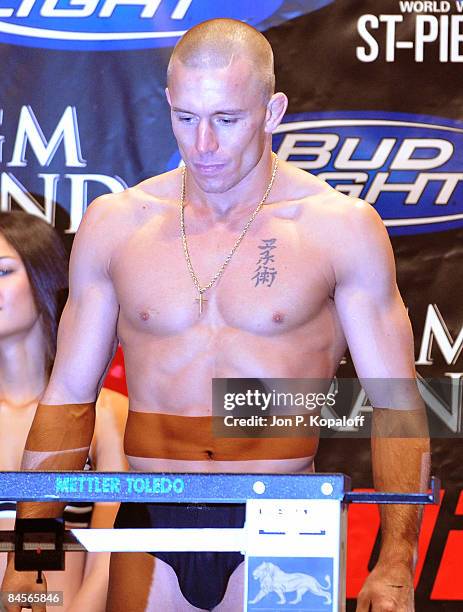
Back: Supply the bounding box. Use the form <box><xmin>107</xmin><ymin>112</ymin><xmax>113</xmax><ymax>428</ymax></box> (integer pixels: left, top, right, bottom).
<box><xmin>114</xmin><ymin>502</ymin><xmax>245</xmax><ymax>610</ymax></box>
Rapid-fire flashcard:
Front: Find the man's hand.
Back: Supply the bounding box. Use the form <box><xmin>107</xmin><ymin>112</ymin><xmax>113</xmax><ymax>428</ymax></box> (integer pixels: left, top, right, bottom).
<box><xmin>1</xmin><ymin>556</ymin><xmax>48</xmax><ymax>612</ymax></box>
<box><xmin>356</xmin><ymin>562</ymin><xmax>414</xmax><ymax>612</ymax></box>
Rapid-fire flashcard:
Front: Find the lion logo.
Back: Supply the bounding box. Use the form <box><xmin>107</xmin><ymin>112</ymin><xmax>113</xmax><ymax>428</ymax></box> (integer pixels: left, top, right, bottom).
<box><xmin>249</xmin><ymin>561</ymin><xmax>332</xmax><ymax>605</ymax></box>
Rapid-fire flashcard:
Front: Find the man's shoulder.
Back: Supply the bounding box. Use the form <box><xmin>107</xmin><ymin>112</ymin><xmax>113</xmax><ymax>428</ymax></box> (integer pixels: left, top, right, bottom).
<box><xmin>305</xmin><ymin>187</ymin><xmax>382</xmax><ymax>230</ymax></box>
<box><xmin>277</xmin><ymin>162</ymin><xmax>387</xmax><ymax>256</ymax></box>
<box><xmin>82</xmin><ymin>169</ymin><xmax>181</xmax><ymax>230</ymax></box>
<box><xmin>133</xmin><ymin>168</ymin><xmax>182</xmax><ymax>205</ymax></box>
<box><xmin>279</xmin><ymin>170</ymin><xmax>393</xmax><ymax>285</ymax></box>
<box><xmin>285</xmin><ymin>165</ymin><xmax>383</xmax><ymax>234</ymax></box>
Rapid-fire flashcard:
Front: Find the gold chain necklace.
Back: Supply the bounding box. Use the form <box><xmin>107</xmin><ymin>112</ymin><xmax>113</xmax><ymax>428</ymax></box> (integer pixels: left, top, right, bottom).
<box><xmin>180</xmin><ymin>153</ymin><xmax>279</xmax><ymax>316</ymax></box>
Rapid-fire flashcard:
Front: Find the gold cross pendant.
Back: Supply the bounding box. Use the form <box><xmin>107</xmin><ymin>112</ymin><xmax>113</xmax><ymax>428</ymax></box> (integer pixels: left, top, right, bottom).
<box><xmin>195</xmin><ymin>291</ymin><xmax>208</xmax><ymax>316</ymax></box>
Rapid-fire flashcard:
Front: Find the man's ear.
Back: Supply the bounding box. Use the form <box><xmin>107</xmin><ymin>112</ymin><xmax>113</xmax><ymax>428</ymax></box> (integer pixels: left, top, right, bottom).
<box><xmin>165</xmin><ymin>87</ymin><xmax>172</xmax><ymax>106</ymax></box>
<box><xmin>264</xmin><ymin>92</ymin><xmax>288</xmax><ymax>133</ymax></box>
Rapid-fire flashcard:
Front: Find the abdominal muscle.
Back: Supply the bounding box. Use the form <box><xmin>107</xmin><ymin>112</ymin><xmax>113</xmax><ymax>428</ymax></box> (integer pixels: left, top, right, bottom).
<box><xmin>120</xmin><ymin>308</ymin><xmax>342</xmax><ymax>478</ymax></box>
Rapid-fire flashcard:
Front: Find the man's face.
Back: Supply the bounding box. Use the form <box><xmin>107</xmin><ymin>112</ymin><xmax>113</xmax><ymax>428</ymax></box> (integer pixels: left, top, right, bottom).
<box><xmin>167</xmin><ymin>58</ymin><xmax>270</xmax><ymax>194</ymax></box>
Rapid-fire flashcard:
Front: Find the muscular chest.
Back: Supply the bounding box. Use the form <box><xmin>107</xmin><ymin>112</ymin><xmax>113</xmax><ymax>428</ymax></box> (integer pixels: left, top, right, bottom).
<box><xmin>111</xmin><ymin>212</ymin><xmax>333</xmax><ymax>337</ymax></box>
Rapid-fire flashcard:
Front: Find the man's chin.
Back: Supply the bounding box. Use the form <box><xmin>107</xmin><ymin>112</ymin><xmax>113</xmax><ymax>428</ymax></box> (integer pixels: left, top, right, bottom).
<box><xmin>192</xmin><ymin>175</ymin><xmax>234</xmax><ymax>194</ymax></box>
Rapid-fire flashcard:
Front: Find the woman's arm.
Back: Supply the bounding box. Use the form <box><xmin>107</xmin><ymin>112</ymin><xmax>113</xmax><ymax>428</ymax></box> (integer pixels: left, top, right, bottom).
<box><xmin>66</xmin><ymin>388</ymin><xmax>129</xmax><ymax>612</ymax></box>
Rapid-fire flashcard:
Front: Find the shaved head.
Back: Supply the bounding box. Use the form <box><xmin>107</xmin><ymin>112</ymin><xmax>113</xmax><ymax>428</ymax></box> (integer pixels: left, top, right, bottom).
<box><xmin>166</xmin><ymin>19</ymin><xmax>287</xmax><ymax>195</ymax></box>
<box><xmin>167</xmin><ymin>18</ymin><xmax>275</xmax><ymax>101</ymax></box>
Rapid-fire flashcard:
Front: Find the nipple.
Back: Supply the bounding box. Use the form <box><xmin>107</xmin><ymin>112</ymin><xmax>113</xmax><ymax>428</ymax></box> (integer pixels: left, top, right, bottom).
<box><xmin>272</xmin><ymin>312</ymin><xmax>285</xmax><ymax>324</ymax></box>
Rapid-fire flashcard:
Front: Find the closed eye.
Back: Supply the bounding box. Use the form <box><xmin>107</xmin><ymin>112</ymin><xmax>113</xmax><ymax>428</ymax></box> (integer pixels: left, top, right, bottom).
<box><xmin>217</xmin><ymin>117</ymin><xmax>238</xmax><ymax>125</ymax></box>
<box><xmin>178</xmin><ymin>115</ymin><xmax>194</xmax><ymax>123</ymax></box>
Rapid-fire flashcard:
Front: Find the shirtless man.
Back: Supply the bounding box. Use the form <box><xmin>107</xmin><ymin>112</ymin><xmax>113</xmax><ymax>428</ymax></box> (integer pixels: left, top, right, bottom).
<box><xmin>2</xmin><ymin>18</ymin><xmax>429</xmax><ymax>612</ymax></box>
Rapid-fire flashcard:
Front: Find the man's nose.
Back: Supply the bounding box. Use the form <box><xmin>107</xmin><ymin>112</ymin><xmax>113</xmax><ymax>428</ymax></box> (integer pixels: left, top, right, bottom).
<box><xmin>196</xmin><ymin>120</ymin><xmax>218</xmax><ymax>154</ymax></box>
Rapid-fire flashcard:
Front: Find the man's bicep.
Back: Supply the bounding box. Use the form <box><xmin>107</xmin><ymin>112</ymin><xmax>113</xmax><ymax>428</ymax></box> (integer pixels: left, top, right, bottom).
<box><xmin>44</xmin><ymin>198</ymin><xmax>120</xmax><ymax>404</ymax></box>
<box><xmin>333</xmin><ymin>201</ymin><xmax>417</xmax><ymax>404</ymax></box>
<box><xmin>336</xmin><ymin>282</ymin><xmax>415</xmax><ymax>376</ymax></box>
<box><xmin>336</xmin><ymin>282</ymin><xmax>422</xmax><ymax>412</ymax></box>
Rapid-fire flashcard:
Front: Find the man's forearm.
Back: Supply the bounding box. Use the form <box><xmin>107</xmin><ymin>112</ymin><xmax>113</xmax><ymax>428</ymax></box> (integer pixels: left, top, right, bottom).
<box><xmin>17</xmin><ymin>402</ymin><xmax>96</xmax><ymax>519</ymax></box>
<box><xmin>372</xmin><ymin>408</ymin><xmax>431</xmax><ymax>568</ymax></box>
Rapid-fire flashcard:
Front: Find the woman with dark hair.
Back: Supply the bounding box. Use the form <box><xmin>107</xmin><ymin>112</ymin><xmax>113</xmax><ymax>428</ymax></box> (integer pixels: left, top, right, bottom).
<box><xmin>0</xmin><ymin>211</ymin><xmax>128</xmax><ymax>611</ymax></box>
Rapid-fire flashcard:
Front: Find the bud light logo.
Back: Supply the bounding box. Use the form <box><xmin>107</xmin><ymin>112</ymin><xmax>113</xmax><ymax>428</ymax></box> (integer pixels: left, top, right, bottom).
<box><xmin>273</xmin><ymin>111</ymin><xmax>463</xmax><ymax>235</ymax></box>
<box><xmin>0</xmin><ymin>0</ymin><xmax>334</xmax><ymax>51</ymax></box>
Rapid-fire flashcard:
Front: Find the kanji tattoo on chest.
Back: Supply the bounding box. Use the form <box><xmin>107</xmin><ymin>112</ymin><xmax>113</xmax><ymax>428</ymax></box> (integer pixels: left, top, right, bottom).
<box><xmin>252</xmin><ymin>238</ymin><xmax>278</xmax><ymax>287</ymax></box>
